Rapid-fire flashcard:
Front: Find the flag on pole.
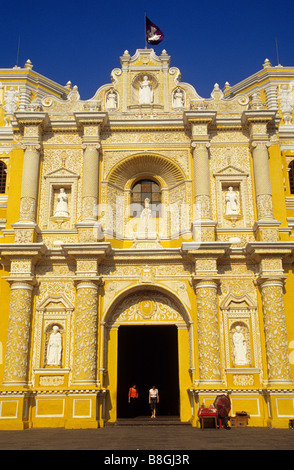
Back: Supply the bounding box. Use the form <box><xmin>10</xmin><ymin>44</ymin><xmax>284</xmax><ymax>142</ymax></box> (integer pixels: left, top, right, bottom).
<box><xmin>145</xmin><ymin>16</ymin><xmax>164</xmax><ymax>45</ymax></box>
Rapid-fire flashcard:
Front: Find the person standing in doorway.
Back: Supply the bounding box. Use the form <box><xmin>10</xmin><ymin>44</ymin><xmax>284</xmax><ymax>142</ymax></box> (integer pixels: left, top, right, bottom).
<box><xmin>128</xmin><ymin>384</ymin><xmax>139</xmax><ymax>417</ymax></box>
<box><xmin>149</xmin><ymin>385</ymin><xmax>159</xmax><ymax>419</ymax></box>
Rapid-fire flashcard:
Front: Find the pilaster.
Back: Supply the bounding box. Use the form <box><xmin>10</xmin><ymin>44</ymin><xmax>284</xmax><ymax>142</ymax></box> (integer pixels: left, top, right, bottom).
<box><xmin>73</xmin><ymin>280</ymin><xmax>99</xmax><ymax>386</ymax></box>
<box><xmin>0</xmin><ymin>243</ymin><xmax>46</xmax><ymax>386</ymax></box>
<box><xmin>62</xmin><ymin>243</ymin><xmax>111</xmax><ymax>387</ymax></box>
<box><xmin>182</xmin><ymin>241</ymin><xmax>230</xmax><ymax>388</ymax></box>
<box><xmin>12</xmin><ymin>112</ymin><xmax>49</xmax><ymax>242</ymax></box>
<box><xmin>184</xmin><ymin>111</ymin><xmax>217</xmax><ymax>241</ymax></box>
<box><xmin>258</xmin><ymin>277</ymin><xmax>292</xmax><ymax>385</ymax></box>
<box><xmin>194</xmin><ymin>278</ymin><xmax>222</xmax><ymax>386</ymax></box>
<box><xmin>243</xmin><ymin>110</ymin><xmax>280</xmax><ymax>241</ymax></box>
<box><xmin>74</xmin><ymin>112</ymin><xmax>107</xmax><ymax>242</ymax></box>
<box><xmin>245</xmin><ymin>242</ymin><xmax>293</xmax><ymax>387</ymax></box>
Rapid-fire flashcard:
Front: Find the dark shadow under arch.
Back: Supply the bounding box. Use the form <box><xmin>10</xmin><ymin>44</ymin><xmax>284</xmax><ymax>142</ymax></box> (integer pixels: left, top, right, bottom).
<box><xmin>117</xmin><ymin>324</ymin><xmax>179</xmax><ymax>418</ymax></box>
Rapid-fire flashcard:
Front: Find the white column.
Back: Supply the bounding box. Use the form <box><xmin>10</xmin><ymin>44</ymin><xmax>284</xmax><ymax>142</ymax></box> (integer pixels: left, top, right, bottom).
<box><xmin>3</xmin><ymin>282</ymin><xmax>34</xmax><ymax>385</ymax></box>
<box><xmin>19</xmin><ymin>144</ymin><xmax>41</xmax><ymax>223</ymax></box>
<box><xmin>73</xmin><ymin>281</ymin><xmax>98</xmax><ymax>385</ymax></box>
<box><xmin>81</xmin><ymin>144</ymin><xmax>100</xmax><ymax>222</ymax></box>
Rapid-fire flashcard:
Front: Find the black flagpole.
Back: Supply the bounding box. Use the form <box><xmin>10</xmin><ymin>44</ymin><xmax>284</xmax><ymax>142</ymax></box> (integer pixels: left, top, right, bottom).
<box><xmin>145</xmin><ymin>12</ymin><xmax>147</xmax><ymax>48</ymax></box>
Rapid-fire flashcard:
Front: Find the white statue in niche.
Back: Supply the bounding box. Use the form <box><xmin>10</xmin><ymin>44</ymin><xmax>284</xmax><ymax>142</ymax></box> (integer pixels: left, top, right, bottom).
<box><xmin>136</xmin><ymin>198</ymin><xmax>156</xmax><ymax>239</ymax></box>
<box><xmin>225</xmin><ymin>186</ymin><xmax>238</xmax><ymax>215</ymax></box>
<box><xmin>3</xmin><ymin>87</ymin><xmax>18</xmax><ymax>126</ymax></box>
<box><xmin>173</xmin><ymin>88</ymin><xmax>184</xmax><ymax>108</ymax></box>
<box><xmin>46</xmin><ymin>325</ymin><xmax>62</xmax><ymax>366</ymax></box>
<box><xmin>106</xmin><ymin>89</ymin><xmax>117</xmax><ymax>109</ymax></box>
<box><xmin>54</xmin><ymin>188</ymin><xmax>69</xmax><ymax>217</ymax></box>
<box><xmin>139</xmin><ymin>76</ymin><xmax>153</xmax><ymax>104</ymax></box>
<box><xmin>279</xmin><ymin>84</ymin><xmax>294</xmax><ymax>125</ymax></box>
<box><xmin>233</xmin><ymin>325</ymin><xmax>248</xmax><ymax>365</ymax></box>
<box><xmin>3</xmin><ymin>87</ymin><xmax>18</xmax><ymax>114</ymax></box>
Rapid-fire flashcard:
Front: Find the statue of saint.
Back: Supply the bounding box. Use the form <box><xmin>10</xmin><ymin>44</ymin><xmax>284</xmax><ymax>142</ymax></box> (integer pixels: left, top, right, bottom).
<box><xmin>46</xmin><ymin>325</ymin><xmax>62</xmax><ymax>366</ymax></box>
<box><xmin>54</xmin><ymin>188</ymin><xmax>69</xmax><ymax>217</ymax></box>
<box><xmin>3</xmin><ymin>87</ymin><xmax>18</xmax><ymax>114</ymax></box>
<box><xmin>279</xmin><ymin>84</ymin><xmax>293</xmax><ymax>125</ymax></box>
<box><xmin>106</xmin><ymin>89</ymin><xmax>117</xmax><ymax>109</ymax></box>
<box><xmin>173</xmin><ymin>88</ymin><xmax>184</xmax><ymax>108</ymax></box>
<box><xmin>225</xmin><ymin>186</ymin><xmax>238</xmax><ymax>215</ymax></box>
<box><xmin>139</xmin><ymin>76</ymin><xmax>153</xmax><ymax>104</ymax></box>
<box><xmin>233</xmin><ymin>325</ymin><xmax>248</xmax><ymax>365</ymax></box>
<box><xmin>136</xmin><ymin>198</ymin><xmax>156</xmax><ymax>239</ymax></box>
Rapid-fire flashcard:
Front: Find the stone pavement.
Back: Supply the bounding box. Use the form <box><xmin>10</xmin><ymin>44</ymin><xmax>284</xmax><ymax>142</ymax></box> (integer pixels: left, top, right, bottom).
<box><xmin>0</xmin><ymin>421</ymin><xmax>293</xmax><ymax>452</ymax></box>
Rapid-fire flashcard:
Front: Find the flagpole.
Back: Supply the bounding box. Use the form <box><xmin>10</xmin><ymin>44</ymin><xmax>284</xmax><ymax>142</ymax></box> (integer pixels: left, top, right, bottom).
<box><xmin>144</xmin><ymin>12</ymin><xmax>147</xmax><ymax>48</ymax></box>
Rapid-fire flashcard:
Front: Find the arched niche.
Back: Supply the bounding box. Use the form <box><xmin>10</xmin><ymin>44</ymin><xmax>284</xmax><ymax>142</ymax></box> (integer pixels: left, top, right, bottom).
<box><xmin>32</xmin><ymin>294</ymin><xmax>74</xmax><ymax>380</ymax></box>
<box><xmin>100</xmin><ymin>153</ymin><xmax>190</xmax><ymax>240</ymax></box>
<box><xmin>220</xmin><ymin>293</ymin><xmax>262</xmax><ymax>371</ymax></box>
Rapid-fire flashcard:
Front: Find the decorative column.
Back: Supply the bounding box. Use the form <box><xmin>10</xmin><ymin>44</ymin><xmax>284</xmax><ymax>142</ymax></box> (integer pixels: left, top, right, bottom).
<box><xmin>73</xmin><ymin>281</ymin><xmax>99</xmax><ymax>386</ymax></box>
<box><xmin>120</xmin><ymin>50</ymin><xmax>131</xmax><ymax>113</ymax></box>
<box><xmin>63</xmin><ymin>243</ymin><xmax>111</xmax><ymax>387</ymax></box>
<box><xmin>13</xmin><ymin>112</ymin><xmax>48</xmax><ymax>243</ymax></box>
<box><xmin>2</xmin><ymin>282</ymin><xmax>34</xmax><ymax>385</ymax></box>
<box><xmin>243</xmin><ymin>110</ymin><xmax>279</xmax><ymax>241</ymax></box>
<box><xmin>182</xmin><ymin>242</ymin><xmax>229</xmax><ymax>387</ymax></box>
<box><xmin>81</xmin><ymin>143</ymin><xmax>100</xmax><ymax>222</ymax></box>
<box><xmin>259</xmin><ymin>278</ymin><xmax>292</xmax><ymax>385</ymax></box>
<box><xmin>184</xmin><ymin>111</ymin><xmax>217</xmax><ymax>241</ymax></box>
<box><xmin>195</xmin><ymin>279</ymin><xmax>222</xmax><ymax>385</ymax></box>
<box><xmin>19</xmin><ymin>144</ymin><xmax>41</xmax><ymax>223</ymax></box>
<box><xmin>192</xmin><ymin>142</ymin><xmax>212</xmax><ymax>220</ymax></box>
<box><xmin>74</xmin><ymin>112</ymin><xmax>107</xmax><ymax>242</ymax></box>
<box><xmin>251</xmin><ymin>141</ymin><xmax>273</xmax><ymax>221</ymax></box>
<box><xmin>1</xmin><ymin>244</ymin><xmax>45</xmax><ymax>386</ymax></box>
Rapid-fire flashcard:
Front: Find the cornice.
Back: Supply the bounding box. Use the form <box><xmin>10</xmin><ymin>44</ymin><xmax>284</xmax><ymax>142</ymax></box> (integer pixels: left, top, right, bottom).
<box><xmin>74</xmin><ymin>111</ymin><xmax>108</xmax><ymax>127</ymax></box>
<box><xmin>13</xmin><ymin>112</ymin><xmax>50</xmax><ymax>130</ymax></box>
<box><xmin>225</xmin><ymin>66</ymin><xmax>294</xmax><ymax>98</ymax></box>
<box><xmin>242</xmin><ymin>109</ymin><xmax>277</xmax><ymax>125</ymax></box>
<box><xmin>107</xmin><ymin>118</ymin><xmax>185</xmax><ymax>130</ymax></box>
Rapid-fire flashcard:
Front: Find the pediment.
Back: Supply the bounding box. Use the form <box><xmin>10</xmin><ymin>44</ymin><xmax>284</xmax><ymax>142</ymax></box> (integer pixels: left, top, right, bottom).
<box><xmin>44</xmin><ymin>166</ymin><xmax>79</xmax><ymax>178</ymax></box>
<box><xmin>214</xmin><ymin>165</ymin><xmax>249</xmax><ymax>177</ymax></box>
<box><xmin>36</xmin><ymin>294</ymin><xmax>74</xmax><ymax>311</ymax></box>
<box><xmin>220</xmin><ymin>293</ymin><xmax>257</xmax><ymax>310</ymax></box>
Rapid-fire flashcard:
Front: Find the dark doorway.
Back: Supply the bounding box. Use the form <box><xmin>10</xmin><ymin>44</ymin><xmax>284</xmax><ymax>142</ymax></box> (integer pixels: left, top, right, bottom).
<box><xmin>117</xmin><ymin>325</ymin><xmax>179</xmax><ymax>418</ymax></box>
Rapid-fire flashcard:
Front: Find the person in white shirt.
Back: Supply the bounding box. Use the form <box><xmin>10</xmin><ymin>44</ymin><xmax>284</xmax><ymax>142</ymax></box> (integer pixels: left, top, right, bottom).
<box><xmin>149</xmin><ymin>385</ymin><xmax>159</xmax><ymax>419</ymax></box>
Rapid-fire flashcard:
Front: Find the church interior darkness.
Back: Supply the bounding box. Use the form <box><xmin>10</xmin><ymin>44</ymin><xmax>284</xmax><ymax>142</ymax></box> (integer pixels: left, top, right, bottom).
<box><xmin>117</xmin><ymin>325</ymin><xmax>179</xmax><ymax>418</ymax></box>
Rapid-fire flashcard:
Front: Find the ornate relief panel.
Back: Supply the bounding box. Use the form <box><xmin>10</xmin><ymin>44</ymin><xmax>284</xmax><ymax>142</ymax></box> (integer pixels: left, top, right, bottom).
<box><xmin>108</xmin><ymin>290</ymin><xmax>188</xmax><ymax>326</ymax></box>
<box><xmin>41</xmin><ymin>167</ymin><xmax>79</xmax><ymax>230</ymax></box>
<box><xmin>31</xmin><ymin>294</ymin><xmax>74</xmax><ymax>387</ymax></box>
<box><xmin>220</xmin><ymin>293</ymin><xmax>262</xmax><ymax>375</ymax></box>
<box><xmin>213</xmin><ymin>164</ymin><xmax>250</xmax><ymax>228</ymax></box>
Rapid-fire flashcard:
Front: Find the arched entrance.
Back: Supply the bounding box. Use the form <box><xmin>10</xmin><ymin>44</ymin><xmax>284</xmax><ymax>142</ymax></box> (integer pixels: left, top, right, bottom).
<box><xmin>103</xmin><ymin>286</ymin><xmax>192</xmax><ymax>423</ymax></box>
<box><xmin>117</xmin><ymin>324</ymin><xmax>179</xmax><ymax>418</ymax></box>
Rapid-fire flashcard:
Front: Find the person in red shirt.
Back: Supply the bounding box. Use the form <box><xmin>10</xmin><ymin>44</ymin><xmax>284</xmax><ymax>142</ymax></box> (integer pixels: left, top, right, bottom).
<box><xmin>128</xmin><ymin>384</ymin><xmax>139</xmax><ymax>417</ymax></box>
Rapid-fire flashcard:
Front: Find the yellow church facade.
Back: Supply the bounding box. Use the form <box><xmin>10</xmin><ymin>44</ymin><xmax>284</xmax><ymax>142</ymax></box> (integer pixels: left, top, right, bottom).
<box><xmin>0</xmin><ymin>49</ymin><xmax>294</xmax><ymax>429</ymax></box>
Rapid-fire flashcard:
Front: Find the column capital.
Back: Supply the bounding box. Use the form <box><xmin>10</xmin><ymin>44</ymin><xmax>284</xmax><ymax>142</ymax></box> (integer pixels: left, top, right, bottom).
<box><xmin>250</xmin><ymin>140</ymin><xmax>271</xmax><ymax>151</ymax></box>
<box><xmin>192</xmin><ymin>276</ymin><xmax>221</xmax><ymax>289</ymax></box>
<box><xmin>82</xmin><ymin>142</ymin><xmax>101</xmax><ymax>151</ymax></box>
<box><xmin>191</xmin><ymin>141</ymin><xmax>210</xmax><ymax>150</ymax></box>
<box><xmin>20</xmin><ymin>143</ymin><xmax>41</xmax><ymax>152</ymax></box>
<box><xmin>255</xmin><ymin>275</ymin><xmax>287</xmax><ymax>288</ymax></box>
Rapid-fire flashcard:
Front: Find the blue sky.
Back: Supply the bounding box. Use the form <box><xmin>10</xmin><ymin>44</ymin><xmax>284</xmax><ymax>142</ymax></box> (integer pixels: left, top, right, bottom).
<box><xmin>1</xmin><ymin>0</ymin><xmax>294</xmax><ymax>99</ymax></box>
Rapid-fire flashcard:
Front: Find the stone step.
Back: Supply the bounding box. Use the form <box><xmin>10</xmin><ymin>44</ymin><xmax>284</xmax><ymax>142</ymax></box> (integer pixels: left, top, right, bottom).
<box><xmin>106</xmin><ymin>416</ymin><xmax>191</xmax><ymax>426</ymax></box>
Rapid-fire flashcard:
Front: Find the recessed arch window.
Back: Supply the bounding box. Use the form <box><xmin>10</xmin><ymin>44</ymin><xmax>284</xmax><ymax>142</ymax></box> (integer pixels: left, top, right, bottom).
<box><xmin>289</xmin><ymin>160</ymin><xmax>294</xmax><ymax>194</ymax></box>
<box><xmin>131</xmin><ymin>179</ymin><xmax>161</xmax><ymax>217</ymax></box>
<box><xmin>0</xmin><ymin>161</ymin><xmax>7</xmax><ymax>194</ymax></box>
